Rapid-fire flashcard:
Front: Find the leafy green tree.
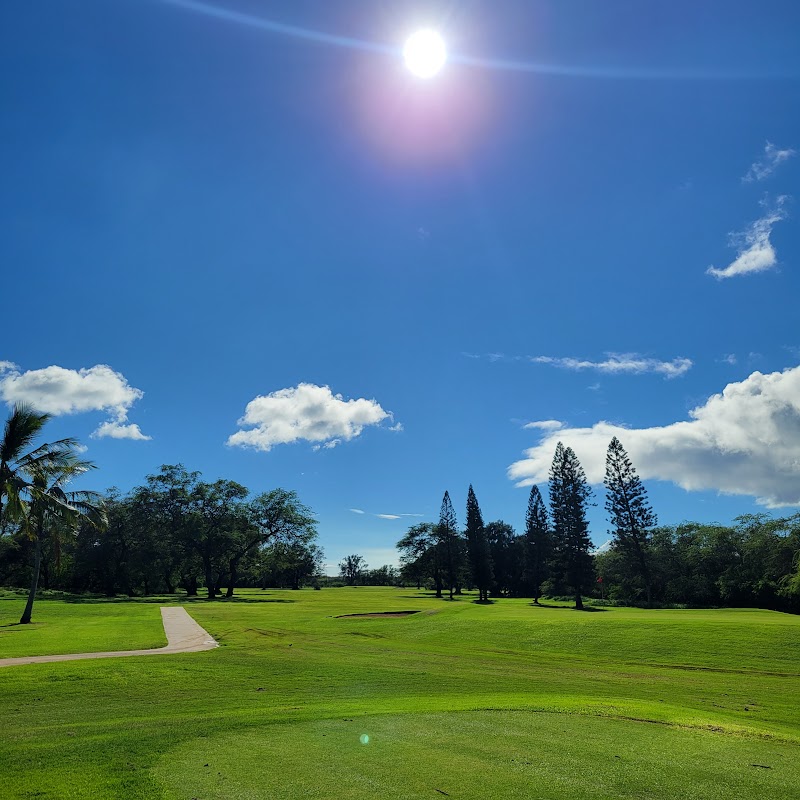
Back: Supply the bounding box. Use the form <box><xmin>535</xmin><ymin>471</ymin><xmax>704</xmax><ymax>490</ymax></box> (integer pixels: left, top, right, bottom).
<box><xmin>186</xmin><ymin>479</ymin><xmax>250</xmax><ymax>598</ymax></box>
<box><xmin>339</xmin><ymin>553</ymin><xmax>367</xmax><ymax>585</ymax></box>
<box><xmin>363</xmin><ymin>565</ymin><xmax>399</xmax><ymax>586</ymax></box>
<box><xmin>260</xmin><ymin>540</ymin><xmax>324</xmax><ymax>589</ymax></box>
<box><xmin>485</xmin><ymin>521</ymin><xmax>516</xmax><ymax>596</ymax></box>
<box><xmin>397</xmin><ymin>522</ymin><xmax>441</xmax><ymax>595</ymax></box>
<box><xmin>465</xmin><ymin>485</ymin><xmax>492</xmax><ymax>601</ymax></box>
<box><xmin>19</xmin><ymin>452</ymin><xmax>106</xmax><ymax>623</ymax></box>
<box><xmin>604</xmin><ymin>436</ymin><xmax>657</xmax><ymax>605</ymax></box>
<box><xmin>524</xmin><ymin>485</ymin><xmax>551</xmax><ymax>604</ymax></box>
<box><xmin>549</xmin><ymin>442</ymin><xmax>594</xmax><ymax>610</ymax></box>
<box><xmin>135</xmin><ymin>465</ymin><xmax>202</xmax><ymax>595</ymax></box>
<box><xmin>232</xmin><ymin>489</ymin><xmax>317</xmax><ymax>597</ymax></box>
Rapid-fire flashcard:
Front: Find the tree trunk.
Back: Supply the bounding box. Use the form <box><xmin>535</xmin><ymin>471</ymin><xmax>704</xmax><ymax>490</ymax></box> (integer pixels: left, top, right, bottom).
<box><xmin>20</xmin><ymin>535</ymin><xmax>43</xmax><ymax>624</ymax></box>
<box><xmin>41</xmin><ymin>558</ymin><xmax>51</xmax><ymax>591</ymax></box>
<box><xmin>204</xmin><ymin>562</ymin><xmax>216</xmax><ymax>599</ymax></box>
<box><xmin>226</xmin><ymin>559</ymin><xmax>237</xmax><ymax>598</ymax></box>
<box><xmin>575</xmin><ymin>593</ymin><xmax>583</xmax><ymax>611</ymax></box>
<box><xmin>184</xmin><ymin>575</ymin><xmax>198</xmax><ymax>596</ymax></box>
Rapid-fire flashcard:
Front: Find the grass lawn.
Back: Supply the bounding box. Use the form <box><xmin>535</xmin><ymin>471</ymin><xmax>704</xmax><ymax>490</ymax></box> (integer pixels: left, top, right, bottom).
<box><xmin>1</xmin><ymin>588</ymin><xmax>799</xmax><ymax>799</ymax></box>
<box><xmin>0</xmin><ymin>591</ymin><xmax>167</xmax><ymax>657</ymax></box>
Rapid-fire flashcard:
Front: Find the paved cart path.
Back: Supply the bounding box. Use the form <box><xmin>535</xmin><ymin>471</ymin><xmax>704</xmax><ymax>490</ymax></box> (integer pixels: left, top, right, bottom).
<box><xmin>0</xmin><ymin>607</ymin><xmax>218</xmax><ymax>667</ymax></box>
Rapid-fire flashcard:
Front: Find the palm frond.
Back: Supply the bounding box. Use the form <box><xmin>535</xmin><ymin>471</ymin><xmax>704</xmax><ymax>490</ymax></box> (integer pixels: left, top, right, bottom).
<box><xmin>0</xmin><ymin>404</ymin><xmax>50</xmax><ymax>464</ymax></box>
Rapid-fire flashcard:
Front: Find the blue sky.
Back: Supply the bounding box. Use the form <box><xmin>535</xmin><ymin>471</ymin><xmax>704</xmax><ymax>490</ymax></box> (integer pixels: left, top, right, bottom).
<box><xmin>3</xmin><ymin>0</ymin><xmax>799</xmax><ymax>572</ymax></box>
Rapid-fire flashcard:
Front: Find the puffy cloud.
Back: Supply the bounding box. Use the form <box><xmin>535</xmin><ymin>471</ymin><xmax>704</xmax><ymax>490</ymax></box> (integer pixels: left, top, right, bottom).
<box><xmin>0</xmin><ymin>362</ymin><xmax>150</xmax><ymax>440</ymax></box>
<box><xmin>532</xmin><ymin>353</ymin><xmax>692</xmax><ymax>379</ymax></box>
<box><xmin>707</xmin><ymin>197</ymin><xmax>788</xmax><ymax>279</ymax></box>
<box><xmin>92</xmin><ymin>421</ymin><xmax>151</xmax><ymax>441</ymax></box>
<box><xmin>508</xmin><ymin>365</ymin><xmax>800</xmax><ymax>508</ymax></box>
<box><xmin>743</xmin><ymin>142</ymin><xmax>795</xmax><ymax>183</ymax></box>
<box><xmin>227</xmin><ymin>383</ymin><xmax>394</xmax><ymax>452</ymax></box>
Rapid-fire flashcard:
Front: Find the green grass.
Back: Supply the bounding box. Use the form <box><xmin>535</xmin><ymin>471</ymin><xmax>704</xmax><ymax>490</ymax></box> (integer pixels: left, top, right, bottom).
<box><xmin>0</xmin><ymin>592</ymin><xmax>167</xmax><ymax>657</ymax></box>
<box><xmin>1</xmin><ymin>588</ymin><xmax>799</xmax><ymax>799</ymax></box>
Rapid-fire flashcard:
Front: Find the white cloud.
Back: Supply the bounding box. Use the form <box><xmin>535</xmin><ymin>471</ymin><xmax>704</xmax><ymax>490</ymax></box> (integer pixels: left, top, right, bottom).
<box><xmin>92</xmin><ymin>421</ymin><xmax>151</xmax><ymax>441</ymax></box>
<box><xmin>349</xmin><ymin>508</ymin><xmax>366</xmax><ymax>515</ymax></box>
<box><xmin>523</xmin><ymin>420</ymin><xmax>564</xmax><ymax>431</ymax></box>
<box><xmin>388</xmin><ymin>422</ymin><xmax>404</xmax><ymax>432</ymax></box>
<box><xmin>707</xmin><ymin>197</ymin><xmax>788</xmax><ymax>279</ymax></box>
<box><xmin>508</xmin><ymin>365</ymin><xmax>800</xmax><ymax>508</ymax></box>
<box><xmin>743</xmin><ymin>142</ymin><xmax>795</xmax><ymax>183</ymax></box>
<box><xmin>0</xmin><ymin>362</ymin><xmax>150</xmax><ymax>440</ymax></box>
<box><xmin>721</xmin><ymin>354</ymin><xmax>738</xmax><ymax>365</ymax></box>
<box><xmin>375</xmin><ymin>514</ymin><xmax>401</xmax><ymax>520</ymax></box>
<box><xmin>531</xmin><ymin>353</ymin><xmax>693</xmax><ymax>379</ymax></box>
<box><xmin>227</xmin><ymin>383</ymin><xmax>393</xmax><ymax>452</ymax></box>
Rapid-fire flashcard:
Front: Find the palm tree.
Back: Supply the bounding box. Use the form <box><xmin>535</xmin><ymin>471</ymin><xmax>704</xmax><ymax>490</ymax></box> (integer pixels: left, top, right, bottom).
<box><xmin>19</xmin><ymin>453</ymin><xmax>106</xmax><ymax>624</ymax></box>
<box><xmin>0</xmin><ymin>404</ymin><xmax>79</xmax><ymax>533</ymax></box>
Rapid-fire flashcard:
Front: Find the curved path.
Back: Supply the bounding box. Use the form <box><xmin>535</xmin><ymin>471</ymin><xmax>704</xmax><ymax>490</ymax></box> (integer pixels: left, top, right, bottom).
<box><xmin>0</xmin><ymin>607</ymin><xmax>218</xmax><ymax>667</ymax></box>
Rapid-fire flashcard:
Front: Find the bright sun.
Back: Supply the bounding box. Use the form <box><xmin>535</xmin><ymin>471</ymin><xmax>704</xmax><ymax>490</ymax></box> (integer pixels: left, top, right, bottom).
<box><xmin>403</xmin><ymin>30</ymin><xmax>447</xmax><ymax>78</ymax></box>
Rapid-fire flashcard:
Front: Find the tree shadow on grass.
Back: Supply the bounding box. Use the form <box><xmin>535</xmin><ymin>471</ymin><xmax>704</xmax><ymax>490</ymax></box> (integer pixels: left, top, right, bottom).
<box><xmin>472</xmin><ymin>599</ymin><xmax>495</xmax><ymax>605</ymax></box>
<box><xmin>528</xmin><ymin>602</ymin><xmax>608</xmax><ymax>612</ymax></box>
<box><xmin>59</xmin><ymin>595</ymin><xmax>295</xmax><ymax>605</ymax></box>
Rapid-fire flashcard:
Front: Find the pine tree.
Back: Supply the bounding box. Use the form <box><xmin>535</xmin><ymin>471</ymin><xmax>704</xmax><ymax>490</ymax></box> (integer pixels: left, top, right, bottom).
<box><xmin>524</xmin><ymin>485</ymin><xmax>550</xmax><ymax>604</ymax></box>
<box><xmin>549</xmin><ymin>442</ymin><xmax>594</xmax><ymax>610</ymax></box>
<box><xmin>465</xmin><ymin>485</ymin><xmax>493</xmax><ymax>602</ymax></box>
<box><xmin>604</xmin><ymin>436</ymin><xmax>657</xmax><ymax>605</ymax></box>
<box><xmin>438</xmin><ymin>490</ymin><xmax>461</xmax><ymax>600</ymax></box>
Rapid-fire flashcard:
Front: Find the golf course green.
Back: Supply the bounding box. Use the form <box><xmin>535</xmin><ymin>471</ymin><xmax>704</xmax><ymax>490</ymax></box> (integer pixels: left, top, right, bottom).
<box><xmin>1</xmin><ymin>588</ymin><xmax>798</xmax><ymax>799</ymax></box>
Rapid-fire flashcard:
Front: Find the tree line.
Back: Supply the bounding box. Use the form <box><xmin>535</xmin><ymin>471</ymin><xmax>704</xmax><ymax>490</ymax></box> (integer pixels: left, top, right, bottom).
<box><xmin>396</xmin><ymin>437</ymin><xmax>800</xmax><ymax>612</ymax></box>
<box><xmin>1</xmin><ymin>406</ymin><xmax>324</xmax><ymax>618</ymax></box>
<box><xmin>3</xmin><ymin>404</ymin><xmax>799</xmax><ymax>615</ymax></box>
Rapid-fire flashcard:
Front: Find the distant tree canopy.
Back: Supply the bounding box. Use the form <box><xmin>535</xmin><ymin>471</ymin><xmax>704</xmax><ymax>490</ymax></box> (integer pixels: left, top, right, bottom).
<box><xmin>3</xmin><ymin>418</ymin><xmax>798</xmax><ymax>614</ymax></box>
<box><xmin>395</xmin><ymin>441</ymin><xmax>800</xmax><ymax>613</ymax></box>
<box><xmin>0</xmin><ymin>462</ymin><xmax>322</xmax><ymax>599</ymax></box>
<box><xmin>339</xmin><ymin>554</ymin><xmax>367</xmax><ymax>586</ymax></box>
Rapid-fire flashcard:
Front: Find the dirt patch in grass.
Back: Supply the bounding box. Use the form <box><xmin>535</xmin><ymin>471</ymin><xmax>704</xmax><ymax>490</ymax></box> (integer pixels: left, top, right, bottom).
<box><xmin>335</xmin><ymin>611</ymin><xmax>422</xmax><ymax>619</ymax></box>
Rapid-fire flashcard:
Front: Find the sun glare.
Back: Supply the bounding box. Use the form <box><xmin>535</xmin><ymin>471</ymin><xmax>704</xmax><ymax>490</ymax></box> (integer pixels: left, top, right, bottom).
<box><xmin>403</xmin><ymin>29</ymin><xmax>447</xmax><ymax>78</ymax></box>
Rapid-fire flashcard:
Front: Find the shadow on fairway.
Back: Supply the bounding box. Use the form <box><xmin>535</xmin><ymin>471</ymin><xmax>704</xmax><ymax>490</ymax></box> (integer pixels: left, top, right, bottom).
<box><xmin>59</xmin><ymin>595</ymin><xmax>296</xmax><ymax>605</ymax></box>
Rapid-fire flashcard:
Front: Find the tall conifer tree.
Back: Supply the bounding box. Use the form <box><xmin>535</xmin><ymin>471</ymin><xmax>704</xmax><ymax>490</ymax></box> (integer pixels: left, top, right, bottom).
<box><xmin>524</xmin><ymin>485</ymin><xmax>551</xmax><ymax>604</ymax></box>
<box><xmin>549</xmin><ymin>442</ymin><xmax>594</xmax><ymax>609</ymax></box>
<box><xmin>465</xmin><ymin>485</ymin><xmax>493</xmax><ymax>601</ymax></box>
<box><xmin>438</xmin><ymin>490</ymin><xmax>461</xmax><ymax>600</ymax></box>
<box><xmin>604</xmin><ymin>436</ymin><xmax>657</xmax><ymax>605</ymax></box>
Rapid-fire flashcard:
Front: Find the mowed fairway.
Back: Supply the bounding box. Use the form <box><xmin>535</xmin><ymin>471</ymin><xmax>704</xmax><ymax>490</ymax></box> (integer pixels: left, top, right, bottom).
<box><xmin>1</xmin><ymin>589</ymin><xmax>799</xmax><ymax>799</ymax></box>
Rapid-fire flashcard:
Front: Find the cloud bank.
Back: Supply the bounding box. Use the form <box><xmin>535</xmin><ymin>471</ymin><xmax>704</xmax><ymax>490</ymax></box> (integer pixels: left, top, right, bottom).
<box><xmin>228</xmin><ymin>383</ymin><xmax>394</xmax><ymax>452</ymax></box>
<box><xmin>743</xmin><ymin>142</ymin><xmax>795</xmax><ymax>183</ymax></box>
<box><xmin>0</xmin><ymin>362</ymin><xmax>150</xmax><ymax>440</ymax></box>
<box><xmin>508</xmin><ymin>366</ymin><xmax>800</xmax><ymax>508</ymax></box>
<box><xmin>707</xmin><ymin>197</ymin><xmax>788</xmax><ymax>279</ymax></box>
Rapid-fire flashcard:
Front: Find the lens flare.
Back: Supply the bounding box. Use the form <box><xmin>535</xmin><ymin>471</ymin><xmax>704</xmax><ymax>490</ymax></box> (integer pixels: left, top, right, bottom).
<box><xmin>403</xmin><ymin>30</ymin><xmax>447</xmax><ymax>78</ymax></box>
